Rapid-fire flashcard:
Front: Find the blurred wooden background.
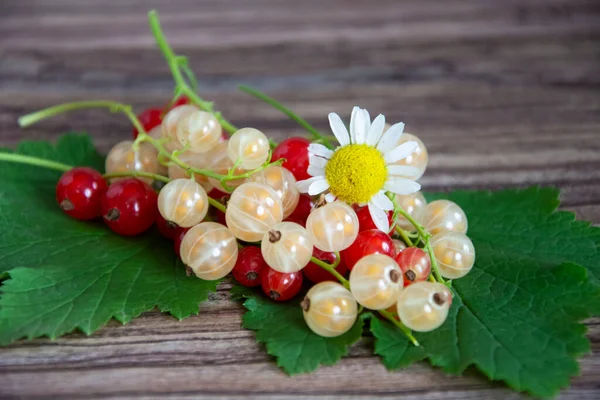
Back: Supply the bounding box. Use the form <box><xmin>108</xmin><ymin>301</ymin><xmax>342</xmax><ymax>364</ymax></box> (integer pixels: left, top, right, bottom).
<box><xmin>0</xmin><ymin>0</ymin><xmax>599</xmax><ymax>398</ymax></box>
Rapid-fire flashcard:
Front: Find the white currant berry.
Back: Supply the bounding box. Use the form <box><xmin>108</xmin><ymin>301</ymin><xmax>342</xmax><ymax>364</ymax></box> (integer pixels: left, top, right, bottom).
<box><xmin>180</xmin><ymin>222</ymin><xmax>238</xmax><ymax>280</ymax></box>
<box><xmin>158</xmin><ymin>178</ymin><xmax>209</xmax><ymax>228</ymax></box>
<box><xmin>419</xmin><ymin>200</ymin><xmax>468</xmax><ymax>235</ymax></box>
<box><xmin>392</xmin><ymin>239</ymin><xmax>407</xmax><ymax>253</ymax></box>
<box><xmin>261</xmin><ymin>222</ymin><xmax>313</xmax><ymax>273</ymax></box>
<box><xmin>226</xmin><ymin>182</ymin><xmax>284</xmax><ymax>242</ymax></box>
<box><xmin>396</xmin><ymin>282</ymin><xmax>452</xmax><ymax>332</ymax></box>
<box><xmin>228</xmin><ymin>128</ymin><xmax>270</xmax><ymax>170</ymax></box>
<box><xmin>176</xmin><ymin>110</ymin><xmax>221</xmax><ymax>153</ymax></box>
<box><xmin>306</xmin><ymin>201</ymin><xmax>359</xmax><ymax>252</ymax></box>
<box><xmin>395</xmin><ymin>191</ymin><xmax>427</xmax><ymax>232</ymax></box>
<box><xmin>301</xmin><ymin>281</ymin><xmax>358</xmax><ymax>337</ymax></box>
<box><xmin>105</xmin><ymin>140</ymin><xmax>163</xmax><ymax>184</ymax></box>
<box><xmin>167</xmin><ymin>150</ymin><xmax>213</xmax><ymax>192</ymax></box>
<box><xmin>388</xmin><ymin>130</ymin><xmax>428</xmax><ymax>180</ymax></box>
<box><xmin>349</xmin><ymin>254</ymin><xmax>404</xmax><ymax>310</ymax></box>
<box><xmin>430</xmin><ymin>231</ymin><xmax>475</xmax><ymax>279</ymax></box>
<box><xmin>206</xmin><ymin>141</ymin><xmax>246</xmax><ymax>192</ymax></box>
<box><xmin>161</xmin><ymin>105</ymin><xmax>199</xmax><ymax>141</ymax></box>
<box><xmin>249</xmin><ymin>165</ymin><xmax>300</xmax><ymax>218</ymax></box>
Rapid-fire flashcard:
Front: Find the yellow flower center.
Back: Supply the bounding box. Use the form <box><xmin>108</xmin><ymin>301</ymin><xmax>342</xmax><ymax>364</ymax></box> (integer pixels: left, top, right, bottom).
<box><xmin>325</xmin><ymin>144</ymin><xmax>387</xmax><ymax>204</ymax></box>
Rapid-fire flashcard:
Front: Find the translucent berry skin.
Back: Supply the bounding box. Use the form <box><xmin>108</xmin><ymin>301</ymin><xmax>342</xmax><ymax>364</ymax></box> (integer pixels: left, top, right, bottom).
<box><xmin>301</xmin><ymin>281</ymin><xmax>358</xmax><ymax>337</ymax></box>
<box><xmin>133</xmin><ymin>107</ymin><xmax>163</xmax><ymax>139</ymax></box>
<box><xmin>303</xmin><ymin>248</ymin><xmax>348</xmax><ymax>284</ymax></box>
<box><xmin>206</xmin><ymin>141</ymin><xmax>246</xmax><ymax>192</ymax></box>
<box><xmin>349</xmin><ymin>254</ymin><xmax>404</xmax><ymax>310</ymax></box>
<box><xmin>392</xmin><ymin>239</ymin><xmax>407</xmax><ymax>254</ymax></box>
<box><xmin>167</xmin><ymin>150</ymin><xmax>213</xmax><ymax>192</ymax></box>
<box><xmin>419</xmin><ymin>200</ymin><xmax>468</xmax><ymax>235</ymax></box>
<box><xmin>101</xmin><ymin>178</ymin><xmax>158</xmax><ymax>236</ymax></box>
<box><xmin>390</xmin><ymin>132</ymin><xmax>428</xmax><ymax>180</ymax></box>
<box><xmin>430</xmin><ymin>231</ymin><xmax>475</xmax><ymax>279</ymax></box>
<box><xmin>161</xmin><ymin>105</ymin><xmax>199</xmax><ymax>141</ymax></box>
<box><xmin>261</xmin><ymin>222</ymin><xmax>313</xmax><ymax>273</ymax></box>
<box><xmin>355</xmin><ymin>205</ymin><xmax>394</xmax><ymax>233</ymax></box>
<box><xmin>176</xmin><ymin>110</ymin><xmax>222</xmax><ymax>154</ymax></box>
<box><xmin>226</xmin><ymin>182</ymin><xmax>284</xmax><ymax>242</ymax></box>
<box><xmin>173</xmin><ymin>227</ymin><xmax>190</xmax><ymax>257</ymax></box>
<box><xmin>341</xmin><ymin>229</ymin><xmax>396</xmax><ymax>271</ymax></box>
<box><xmin>250</xmin><ymin>165</ymin><xmax>300</xmax><ymax>218</ymax></box>
<box><xmin>271</xmin><ymin>137</ymin><xmax>311</xmax><ymax>181</ymax></box>
<box><xmin>232</xmin><ymin>246</ymin><xmax>267</xmax><ymax>287</ymax></box>
<box><xmin>306</xmin><ymin>202</ymin><xmax>359</xmax><ymax>252</ymax></box>
<box><xmin>180</xmin><ymin>222</ymin><xmax>238</xmax><ymax>280</ymax></box>
<box><xmin>56</xmin><ymin>167</ymin><xmax>108</xmax><ymax>220</ymax></box>
<box><xmin>395</xmin><ymin>192</ymin><xmax>427</xmax><ymax>232</ymax></box>
<box><xmin>155</xmin><ymin>212</ymin><xmax>179</xmax><ymax>240</ymax></box>
<box><xmin>285</xmin><ymin>194</ymin><xmax>314</xmax><ymax>224</ymax></box>
<box><xmin>158</xmin><ymin>179</ymin><xmax>209</xmax><ymax>228</ymax></box>
<box><xmin>395</xmin><ymin>247</ymin><xmax>431</xmax><ymax>286</ymax></box>
<box><xmin>105</xmin><ymin>140</ymin><xmax>162</xmax><ymax>184</ymax></box>
<box><xmin>261</xmin><ymin>267</ymin><xmax>303</xmax><ymax>302</ymax></box>
<box><xmin>228</xmin><ymin>128</ymin><xmax>270</xmax><ymax>170</ymax></box>
<box><xmin>396</xmin><ymin>282</ymin><xmax>452</xmax><ymax>332</ymax></box>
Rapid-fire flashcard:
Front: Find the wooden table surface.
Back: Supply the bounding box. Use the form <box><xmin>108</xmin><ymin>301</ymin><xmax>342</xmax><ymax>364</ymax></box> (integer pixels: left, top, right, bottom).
<box><xmin>1</xmin><ymin>0</ymin><xmax>599</xmax><ymax>398</ymax></box>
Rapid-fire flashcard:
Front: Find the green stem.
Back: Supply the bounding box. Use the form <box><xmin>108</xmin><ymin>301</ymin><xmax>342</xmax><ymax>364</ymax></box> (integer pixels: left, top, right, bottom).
<box><xmin>208</xmin><ymin>197</ymin><xmax>227</xmax><ymax>213</ymax></box>
<box><xmin>379</xmin><ymin>309</ymin><xmax>419</xmax><ymax>346</ymax></box>
<box><xmin>0</xmin><ymin>152</ymin><xmax>73</xmax><ymax>172</ymax></box>
<box><xmin>147</xmin><ymin>10</ymin><xmax>237</xmax><ymax>134</ymax></box>
<box><xmin>103</xmin><ymin>171</ymin><xmax>170</xmax><ymax>183</ymax></box>
<box><xmin>394</xmin><ymin>226</ymin><xmax>414</xmax><ymax>247</ymax></box>
<box><xmin>238</xmin><ymin>85</ymin><xmax>335</xmax><ymax>150</ymax></box>
<box><xmin>309</xmin><ymin>255</ymin><xmax>349</xmax><ymax>289</ymax></box>
<box><xmin>19</xmin><ymin>100</ymin><xmax>147</xmax><ymax>136</ymax></box>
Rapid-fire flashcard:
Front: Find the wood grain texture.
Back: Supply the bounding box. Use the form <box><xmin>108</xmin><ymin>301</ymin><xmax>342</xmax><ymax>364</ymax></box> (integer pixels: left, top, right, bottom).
<box><xmin>0</xmin><ymin>0</ymin><xmax>599</xmax><ymax>398</ymax></box>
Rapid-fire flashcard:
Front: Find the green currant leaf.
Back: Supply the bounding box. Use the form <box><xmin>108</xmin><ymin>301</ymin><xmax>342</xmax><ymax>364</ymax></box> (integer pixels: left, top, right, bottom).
<box><xmin>239</xmin><ymin>290</ymin><xmax>364</xmax><ymax>375</ymax></box>
<box><xmin>0</xmin><ymin>134</ymin><xmax>218</xmax><ymax>344</ymax></box>
<box><xmin>369</xmin><ymin>315</ymin><xmax>426</xmax><ymax>369</ymax></box>
<box><xmin>373</xmin><ymin>187</ymin><xmax>600</xmax><ymax>398</ymax></box>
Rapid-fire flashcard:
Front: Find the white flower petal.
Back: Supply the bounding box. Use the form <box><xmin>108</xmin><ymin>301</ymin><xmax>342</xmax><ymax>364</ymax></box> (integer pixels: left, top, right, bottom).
<box><xmin>384</xmin><ymin>178</ymin><xmax>421</xmax><ymax>195</ymax></box>
<box><xmin>307</xmin><ymin>164</ymin><xmax>325</xmax><ymax>177</ymax></box>
<box><xmin>370</xmin><ymin>191</ymin><xmax>394</xmax><ymax>211</ymax></box>
<box><xmin>366</xmin><ymin>114</ymin><xmax>385</xmax><ymax>146</ymax></box>
<box><xmin>368</xmin><ymin>202</ymin><xmax>390</xmax><ymax>232</ymax></box>
<box><xmin>309</xmin><ymin>154</ymin><xmax>329</xmax><ymax>168</ymax></box>
<box><xmin>387</xmin><ymin>165</ymin><xmax>421</xmax><ymax>178</ymax></box>
<box><xmin>377</xmin><ymin>122</ymin><xmax>405</xmax><ymax>153</ymax></box>
<box><xmin>384</xmin><ymin>141</ymin><xmax>418</xmax><ymax>164</ymax></box>
<box><xmin>308</xmin><ymin>143</ymin><xmax>334</xmax><ymax>159</ymax></box>
<box><xmin>353</xmin><ymin>109</ymin><xmax>370</xmax><ymax>145</ymax></box>
<box><xmin>325</xmin><ymin>193</ymin><xmax>337</xmax><ymax>203</ymax></box>
<box><xmin>349</xmin><ymin>106</ymin><xmax>361</xmax><ymax>144</ymax></box>
<box><xmin>327</xmin><ymin>113</ymin><xmax>350</xmax><ymax>146</ymax></box>
<box><xmin>297</xmin><ymin>176</ymin><xmax>322</xmax><ymax>193</ymax></box>
<box><xmin>308</xmin><ymin>178</ymin><xmax>330</xmax><ymax>196</ymax></box>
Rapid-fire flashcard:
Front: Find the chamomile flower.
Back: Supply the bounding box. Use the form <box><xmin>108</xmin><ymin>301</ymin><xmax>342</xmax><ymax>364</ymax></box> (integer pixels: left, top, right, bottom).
<box><xmin>297</xmin><ymin>107</ymin><xmax>421</xmax><ymax>232</ymax></box>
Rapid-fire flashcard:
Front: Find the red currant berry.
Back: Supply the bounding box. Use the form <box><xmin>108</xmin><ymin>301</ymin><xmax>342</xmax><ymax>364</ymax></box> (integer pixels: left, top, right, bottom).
<box><xmin>272</xmin><ymin>137</ymin><xmax>311</xmax><ymax>181</ymax></box>
<box><xmin>101</xmin><ymin>178</ymin><xmax>158</xmax><ymax>236</ymax></box>
<box><xmin>232</xmin><ymin>246</ymin><xmax>267</xmax><ymax>287</ymax></box>
<box><xmin>285</xmin><ymin>194</ymin><xmax>314</xmax><ymax>224</ymax></box>
<box><xmin>56</xmin><ymin>167</ymin><xmax>108</xmax><ymax>220</ymax></box>
<box><xmin>132</xmin><ymin>107</ymin><xmax>163</xmax><ymax>139</ymax></box>
<box><xmin>395</xmin><ymin>247</ymin><xmax>431</xmax><ymax>286</ymax></box>
<box><xmin>303</xmin><ymin>248</ymin><xmax>348</xmax><ymax>283</ymax></box>
<box><xmin>354</xmin><ymin>205</ymin><xmax>394</xmax><ymax>233</ymax></box>
<box><xmin>155</xmin><ymin>212</ymin><xmax>179</xmax><ymax>240</ymax></box>
<box><xmin>174</xmin><ymin>227</ymin><xmax>190</xmax><ymax>257</ymax></box>
<box><xmin>341</xmin><ymin>229</ymin><xmax>396</xmax><ymax>271</ymax></box>
<box><xmin>261</xmin><ymin>267</ymin><xmax>303</xmax><ymax>301</ymax></box>
<box><xmin>172</xmin><ymin>96</ymin><xmax>190</xmax><ymax>108</ymax></box>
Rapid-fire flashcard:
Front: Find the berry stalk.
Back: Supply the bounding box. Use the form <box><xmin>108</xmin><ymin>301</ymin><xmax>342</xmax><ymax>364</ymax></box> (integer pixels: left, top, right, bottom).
<box><xmin>147</xmin><ymin>10</ymin><xmax>237</xmax><ymax>134</ymax></box>
<box><xmin>378</xmin><ymin>309</ymin><xmax>419</xmax><ymax>346</ymax></box>
<box><xmin>0</xmin><ymin>153</ymin><xmax>73</xmax><ymax>172</ymax></box>
<box><xmin>309</xmin><ymin>252</ymin><xmax>349</xmax><ymax>289</ymax></box>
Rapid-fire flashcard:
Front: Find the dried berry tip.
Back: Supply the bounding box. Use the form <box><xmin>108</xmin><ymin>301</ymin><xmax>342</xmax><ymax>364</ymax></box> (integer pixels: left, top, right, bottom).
<box><xmin>246</xmin><ymin>271</ymin><xmax>258</xmax><ymax>281</ymax></box>
<box><xmin>389</xmin><ymin>269</ymin><xmax>401</xmax><ymax>283</ymax></box>
<box><xmin>433</xmin><ymin>292</ymin><xmax>449</xmax><ymax>306</ymax></box>
<box><xmin>59</xmin><ymin>199</ymin><xmax>74</xmax><ymax>211</ymax></box>
<box><xmin>300</xmin><ymin>297</ymin><xmax>311</xmax><ymax>312</ymax></box>
<box><xmin>314</xmin><ymin>194</ymin><xmax>327</xmax><ymax>209</ymax></box>
<box><xmin>185</xmin><ymin>266</ymin><xmax>194</xmax><ymax>277</ymax></box>
<box><xmin>405</xmin><ymin>270</ymin><xmax>416</xmax><ymax>281</ymax></box>
<box><xmin>268</xmin><ymin>230</ymin><xmax>282</xmax><ymax>243</ymax></box>
<box><xmin>104</xmin><ymin>208</ymin><xmax>120</xmax><ymax>221</ymax></box>
<box><xmin>269</xmin><ymin>290</ymin><xmax>280</xmax><ymax>301</ymax></box>
<box><xmin>166</xmin><ymin>221</ymin><xmax>179</xmax><ymax>230</ymax></box>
